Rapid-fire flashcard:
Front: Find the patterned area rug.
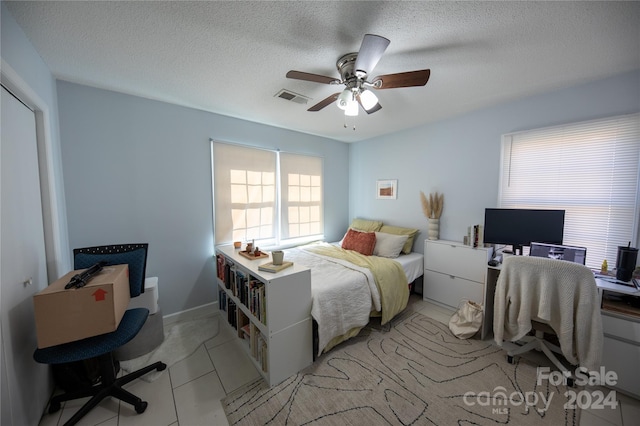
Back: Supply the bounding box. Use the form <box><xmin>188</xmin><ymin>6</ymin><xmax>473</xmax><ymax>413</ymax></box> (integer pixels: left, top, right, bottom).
<box><xmin>223</xmin><ymin>311</ymin><xmax>579</xmax><ymax>425</ymax></box>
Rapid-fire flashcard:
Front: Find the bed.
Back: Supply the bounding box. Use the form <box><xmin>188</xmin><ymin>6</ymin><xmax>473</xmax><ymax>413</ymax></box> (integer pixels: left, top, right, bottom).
<box><xmin>283</xmin><ymin>219</ymin><xmax>424</xmax><ymax>356</ymax></box>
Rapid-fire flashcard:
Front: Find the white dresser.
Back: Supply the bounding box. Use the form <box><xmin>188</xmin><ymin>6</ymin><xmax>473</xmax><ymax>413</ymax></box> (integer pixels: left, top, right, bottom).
<box><xmin>423</xmin><ymin>239</ymin><xmax>493</xmax><ymax>337</ymax></box>
<box><xmin>598</xmin><ymin>281</ymin><xmax>640</xmax><ymax>398</ymax></box>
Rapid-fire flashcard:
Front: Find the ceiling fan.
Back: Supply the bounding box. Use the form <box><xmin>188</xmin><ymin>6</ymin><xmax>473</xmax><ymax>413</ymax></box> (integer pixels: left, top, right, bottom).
<box><xmin>286</xmin><ymin>34</ymin><xmax>430</xmax><ymax>116</ymax></box>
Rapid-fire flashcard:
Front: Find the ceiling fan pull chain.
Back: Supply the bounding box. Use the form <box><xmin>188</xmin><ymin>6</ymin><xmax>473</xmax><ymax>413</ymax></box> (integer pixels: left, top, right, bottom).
<box><xmin>343</xmin><ymin>115</ymin><xmax>347</xmax><ymax>129</ymax></box>
<box><xmin>343</xmin><ymin>115</ymin><xmax>356</xmax><ymax>131</ymax></box>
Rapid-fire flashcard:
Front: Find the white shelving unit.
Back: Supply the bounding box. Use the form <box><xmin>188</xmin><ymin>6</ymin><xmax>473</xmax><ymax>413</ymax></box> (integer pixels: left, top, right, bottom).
<box><xmin>423</xmin><ymin>239</ymin><xmax>493</xmax><ymax>338</ymax></box>
<box><xmin>215</xmin><ymin>245</ymin><xmax>312</xmax><ymax>387</ymax></box>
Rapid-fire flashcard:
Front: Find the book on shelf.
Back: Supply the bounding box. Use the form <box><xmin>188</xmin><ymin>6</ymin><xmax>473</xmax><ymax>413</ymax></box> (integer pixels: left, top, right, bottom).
<box><xmin>467</xmin><ymin>224</ymin><xmax>484</xmax><ymax>248</ymax></box>
<box><xmin>227</xmin><ymin>300</ymin><xmax>237</xmax><ymax>328</ymax></box>
<box><xmin>241</xmin><ymin>324</ymin><xmax>250</xmax><ymax>338</ymax></box>
<box><xmin>216</xmin><ymin>254</ymin><xmax>224</xmax><ymax>280</ymax></box>
<box><xmin>237</xmin><ymin>310</ymin><xmax>250</xmax><ymax>339</ymax></box>
<box><xmin>258</xmin><ymin>261</ymin><xmax>293</xmax><ymax>273</ymax></box>
<box><xmin>250</xmin><ymin>322</ymin><xmax>258</xmax><ymax>358</ymax></box>
<box><xmin>215</xmin><ymin>254</ymin><xmax>234</xmax><ymax>289</ymax></box>
<box><xmin>218</xmin><ymin>289</ymin><xmax>227</xmax><ymax>311</ymax></box>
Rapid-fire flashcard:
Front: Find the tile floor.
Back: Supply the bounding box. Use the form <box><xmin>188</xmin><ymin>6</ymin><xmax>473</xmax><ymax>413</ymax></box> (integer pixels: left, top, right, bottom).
<box><xmin>38</xmin><ymin>294</ymin><xmax>640</xmax><ymax>426</ymax></box>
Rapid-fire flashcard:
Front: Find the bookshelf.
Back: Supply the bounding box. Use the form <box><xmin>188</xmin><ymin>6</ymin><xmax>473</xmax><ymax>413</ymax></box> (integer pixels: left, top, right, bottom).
<box><xmin>215</xmin><ymin>245</ymin><xmax>312</xmax><ymax>386</ymax></box>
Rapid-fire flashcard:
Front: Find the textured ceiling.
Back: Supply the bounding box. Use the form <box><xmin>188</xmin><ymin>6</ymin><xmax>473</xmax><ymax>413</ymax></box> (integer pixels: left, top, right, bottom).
<box><xmin>6</xmin><ymin>1</ymin><xmax>640</xmax><ymax>143</ymax></box>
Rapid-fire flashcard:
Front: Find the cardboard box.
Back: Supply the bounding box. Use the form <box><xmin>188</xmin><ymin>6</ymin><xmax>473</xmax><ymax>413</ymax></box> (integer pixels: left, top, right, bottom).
<box><xmin>33</xmin><ymin>264</ymin><xmax>131</xmax><ymax>348</ymax></box>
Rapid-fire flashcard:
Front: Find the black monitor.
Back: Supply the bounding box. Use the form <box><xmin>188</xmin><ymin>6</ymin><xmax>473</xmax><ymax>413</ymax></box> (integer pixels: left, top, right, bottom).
<box><xmin>483</xmin><ymin>208</ymin><xmax>565</xmax><ymax>254</ymax></box>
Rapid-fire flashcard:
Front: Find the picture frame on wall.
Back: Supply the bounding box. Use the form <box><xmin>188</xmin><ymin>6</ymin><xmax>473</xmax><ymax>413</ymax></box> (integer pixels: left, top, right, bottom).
<box><xmin>376</xmin><ymin>179</ymin><xmax>397</xmax><ymax>199</ymax></box>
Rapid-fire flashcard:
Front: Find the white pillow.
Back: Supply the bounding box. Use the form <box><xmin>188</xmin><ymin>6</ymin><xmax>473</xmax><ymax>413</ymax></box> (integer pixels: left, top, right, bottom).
<box><xmin>373</xmin><ymin>232</ymin><xmax>409</xmax><ymax>258</ymax></box>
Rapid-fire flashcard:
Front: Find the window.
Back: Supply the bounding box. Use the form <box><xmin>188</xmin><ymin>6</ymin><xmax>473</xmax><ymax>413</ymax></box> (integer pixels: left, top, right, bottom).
<box><xmin>499</xmin><ymin>113</ymin><xmax>640</xmax><ymax>269</ymax></box>
<box><xmin>280</xmin><ymin>152</ymin><xmax>323</xmax><ymax>239</ymax></box>
<box><xmin>212</xmin><ymin>141</ymin><xmax>323</xmax><ymax>247</ymax></box>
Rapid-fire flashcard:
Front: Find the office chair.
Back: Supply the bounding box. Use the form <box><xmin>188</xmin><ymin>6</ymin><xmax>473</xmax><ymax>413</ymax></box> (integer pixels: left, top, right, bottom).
<box><xmin>493</xmin><ymin>256</ymin><xmax>602</xmax><ymax>386</ymax></box>
<box><xmin>33</xmin><ymin>244</ymin><xmax>166</xmax><ymax>425</ymax></box>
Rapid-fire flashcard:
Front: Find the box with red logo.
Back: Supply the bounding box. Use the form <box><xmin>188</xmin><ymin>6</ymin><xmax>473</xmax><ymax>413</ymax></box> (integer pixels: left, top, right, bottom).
<box><xmin>33</xmin><ymin>264</ymin><xmax>131</xmax><ymax>348</ymax></box>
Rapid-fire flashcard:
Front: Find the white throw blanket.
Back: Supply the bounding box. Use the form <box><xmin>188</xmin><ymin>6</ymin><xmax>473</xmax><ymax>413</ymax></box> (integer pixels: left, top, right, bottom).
<box><xmin>493</xmin><ymin>256</ymin><xmax>603</xmax><ymax>372</ymax></box>
<box><xmin>282</xmin><ymin>243</ymin><xmax>380</xmax><ymax>356</ymax></box>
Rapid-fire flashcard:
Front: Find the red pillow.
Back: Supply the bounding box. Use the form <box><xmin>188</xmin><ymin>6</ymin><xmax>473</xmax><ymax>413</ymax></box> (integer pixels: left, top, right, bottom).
<box><xmin>341</xmin><ymin>229</ymin><xmax>376</xmax><ymax>256</ymax></box>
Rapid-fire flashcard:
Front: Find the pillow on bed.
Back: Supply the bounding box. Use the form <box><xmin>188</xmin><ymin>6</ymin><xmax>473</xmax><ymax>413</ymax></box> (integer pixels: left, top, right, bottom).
<box><xmin>373</xmin><ymin>232</ymin><xmax>408</xmax><ymax>258</ymax></box>
<box><xmin>379</xmin><ymin>225</ymin><xmax>418</xmax><ymax>254</ymax></box>
<box><xmin>341</xmin><ymin>228</ymin><xmax>376</xmax><ymax>256</ymax></box>
<box><xmin>350</xmin><ymin>218</ymin><xmax>383</xmax><ymax>232</ymax></box>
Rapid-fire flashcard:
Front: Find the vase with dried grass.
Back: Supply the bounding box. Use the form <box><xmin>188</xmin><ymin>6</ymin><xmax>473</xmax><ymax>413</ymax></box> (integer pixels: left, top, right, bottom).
<box><xmin>420</xmin><ymin>191</ymin><xmax>444</xmax><ymax>240</ymax></box>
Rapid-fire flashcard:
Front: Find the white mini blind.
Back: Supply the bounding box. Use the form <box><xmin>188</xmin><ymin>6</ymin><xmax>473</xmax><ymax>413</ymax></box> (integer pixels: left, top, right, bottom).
<box><xmin>499</xmin><ymin>113</ymin><xmax>640</xmax><ymax>269</ymax></box>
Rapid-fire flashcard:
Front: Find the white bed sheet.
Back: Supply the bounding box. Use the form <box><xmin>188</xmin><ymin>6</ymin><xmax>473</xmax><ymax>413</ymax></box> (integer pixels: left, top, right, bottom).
<box><xmin>284</xmin><ymin>242</ymin><xmax>424</xmax><ymax>355</ymax></box>
<box><xmin>394</xmin><ymin>251</ymin><xmax>424</xmax><ymax>283</ymax></box>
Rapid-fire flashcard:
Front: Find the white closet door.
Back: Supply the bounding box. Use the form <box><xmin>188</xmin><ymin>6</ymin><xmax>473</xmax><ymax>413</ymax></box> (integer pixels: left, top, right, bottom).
<box><xmin>1</xmin><ymin>86</ymin><xmax>50</xmax><ymax>426</ymax></box>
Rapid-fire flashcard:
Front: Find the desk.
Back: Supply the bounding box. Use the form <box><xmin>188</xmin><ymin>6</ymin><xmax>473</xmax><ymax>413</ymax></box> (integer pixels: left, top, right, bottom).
<box><xmin>487</xmin><ymin>262</ymin><xmax>640</xmax><ymax>398</ymax></box>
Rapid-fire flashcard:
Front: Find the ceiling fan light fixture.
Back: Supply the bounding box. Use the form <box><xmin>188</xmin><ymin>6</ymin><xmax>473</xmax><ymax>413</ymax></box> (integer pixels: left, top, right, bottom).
<box><xmin>359</xmin><ymin>89</ymin><xmax>379</xmax><ymax>111</ymax></box>
<box><xmin>336</xmin><ymin>89</ymin><xmax>351</xmax><ymax>110</ymax></box>
<box><xmin>345</xmin><ymin>97</ymin><xmax>359</xmax><ymax>116</ymax></box>
<box><xmin>286</xmin><ymin>34</ymin><xmax>430</xmax><ymax>119</ymax></box>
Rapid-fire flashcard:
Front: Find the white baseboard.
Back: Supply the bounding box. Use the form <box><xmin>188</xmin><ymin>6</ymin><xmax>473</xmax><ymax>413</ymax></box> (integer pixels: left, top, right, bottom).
<box><xmin>162</xmin><ymin>302</ymin><xmax>219</xmax><ymax>327</ymax></box>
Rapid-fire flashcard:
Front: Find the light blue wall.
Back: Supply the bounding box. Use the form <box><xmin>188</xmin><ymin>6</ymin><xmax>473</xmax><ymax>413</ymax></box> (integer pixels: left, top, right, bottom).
<box><xmin>349</xmin><ymin>70</ymin><xmax>640</xmax><ymax>253</ymax></box>
<box><xmin>1</xmin><ymin>2</ymin><xmax>70</xmax><ymax>275</ymax></box>
<box><xmin>1</xmin><ymin>4</ymin><xmax>68</xmax><ymax>423</ymax></box>
<box><xmin>56</xmin><ymin>81</ymin><xmax>350</xmax><ymax>315</ymax></box>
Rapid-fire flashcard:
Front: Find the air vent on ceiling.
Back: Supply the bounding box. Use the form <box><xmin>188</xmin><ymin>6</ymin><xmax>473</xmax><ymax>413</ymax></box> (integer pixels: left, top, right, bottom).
<box><xmin>275</xmin><ymin>89</ymin><xmax>309</xmax><ymax>105</ymax></box>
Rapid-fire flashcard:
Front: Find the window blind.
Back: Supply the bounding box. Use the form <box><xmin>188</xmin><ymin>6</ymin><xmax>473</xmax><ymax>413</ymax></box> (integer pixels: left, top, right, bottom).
<box><xmin>213</xmin><ymin>143</ymin><xmax>277</xmax><ymax>245</ymax></box>
<box><xmin>212</xmin><ymin>142</ymin><xmax>324</xmax><ymax>247</ymax></box>
<box><xmin>279</xmin><ymin>152</ymin><xmax>323</xmax><ymax>240</ymax></box>
<box><xmin>499</xmin><ymin>113</ymin><xmax>640</xmax><ymax>269</ymax></box>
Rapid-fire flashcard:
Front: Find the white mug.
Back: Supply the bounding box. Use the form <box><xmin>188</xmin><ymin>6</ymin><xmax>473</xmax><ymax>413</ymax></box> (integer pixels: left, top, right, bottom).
<box><xmin>272</xmin><ymin>250</ymin><xmax>284</xmax><ymax>265</ymax></box>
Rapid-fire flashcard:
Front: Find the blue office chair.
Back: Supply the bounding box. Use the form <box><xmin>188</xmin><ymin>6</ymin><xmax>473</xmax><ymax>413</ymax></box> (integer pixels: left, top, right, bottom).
<box><xmin>33</xmin><ymin>244</ymin><xmax>166</xmax><ymax>425</ymax></box>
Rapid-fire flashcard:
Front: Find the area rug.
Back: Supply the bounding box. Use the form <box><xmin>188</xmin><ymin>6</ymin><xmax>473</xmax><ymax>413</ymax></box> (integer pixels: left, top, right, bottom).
<box><xmin>223</xmin><ymin>312</ymin><xmax>579</xmax><ymax>425</ymax></box>
<box><xmin>120</xmin><ymin>313</ymin><xmax>219</xmax><ymax>382</ymax></box>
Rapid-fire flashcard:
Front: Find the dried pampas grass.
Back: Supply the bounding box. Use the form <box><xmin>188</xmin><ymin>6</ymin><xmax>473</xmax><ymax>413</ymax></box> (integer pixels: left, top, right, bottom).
<box><xmin>420</xmin><ymin>191</ymin><xmax>444</xmax><ymax>219</ymax></box>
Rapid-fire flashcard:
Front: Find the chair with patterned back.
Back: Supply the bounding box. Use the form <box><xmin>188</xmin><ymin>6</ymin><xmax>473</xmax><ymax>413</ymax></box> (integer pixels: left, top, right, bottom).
<box><xmin>33</xmin><ymin>244</ymin><xmax>166</xmax><ymax>425</ymax></box>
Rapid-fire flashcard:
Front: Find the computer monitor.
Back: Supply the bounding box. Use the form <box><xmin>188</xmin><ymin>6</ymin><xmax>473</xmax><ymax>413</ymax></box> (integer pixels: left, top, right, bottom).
<box><xmin>483</xmin><ymin>208</ymin><xmax>565</xmax><ymax>254</ymax></box>
<box><xmin>530</xmin><ymin>242</ymin><xmax>587</xmax><ymax>265</ymax></box>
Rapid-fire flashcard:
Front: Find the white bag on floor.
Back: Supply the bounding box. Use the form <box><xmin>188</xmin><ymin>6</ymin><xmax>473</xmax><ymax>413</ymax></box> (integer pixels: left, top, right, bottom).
<box><xmin>448</xmin><ymin>300</ymin><xmax>483</xmax><ymax>339</ymax></box>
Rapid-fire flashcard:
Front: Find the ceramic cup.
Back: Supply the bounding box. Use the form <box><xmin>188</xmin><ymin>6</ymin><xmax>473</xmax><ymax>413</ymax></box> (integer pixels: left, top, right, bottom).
<box><xmin>272</xmin><ymin>250</ymin><xmax>284</xmax><ymax>265</ymax></box>
<box><xmin>233</xmin><ymin>241</ymin><xmax>241</xmax><ymax>249</ymax></box>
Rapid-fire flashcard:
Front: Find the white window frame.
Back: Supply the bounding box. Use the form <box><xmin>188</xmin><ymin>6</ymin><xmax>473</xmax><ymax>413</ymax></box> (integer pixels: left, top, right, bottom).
<box><xmin>498</xmin><ymin>113</ymin><xmax>640</xmax><ymax>270</ymax></box>
<box><xmin>211</xmin><ymin>140</ymin><xmax>324</xmax><ymax>249</ymax></box>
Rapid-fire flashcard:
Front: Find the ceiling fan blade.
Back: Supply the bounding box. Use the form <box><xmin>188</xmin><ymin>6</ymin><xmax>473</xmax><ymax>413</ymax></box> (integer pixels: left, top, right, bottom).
<box><xmin>286</xmin><ymin>70</ymin><xmax>339</xmax><ymax>85</ymax></box>
<box><xmin>356</xmin><ymin>94</ymin><xmax>382</xmax><ymax>114</ymax></box>
<box><xmin>308</xmin><ymin>93</ymin><xmax>340</xmax><ymax>111</ymax></box>
<box><xmin>371</xmin><ymin>69</ymin><xmax>431</xmax><ymax>89</ymax></box>
<box><xmin>354</xmin><ymin>34</ymin><xmax>390</xmax><ymax>76</ymax></box>
<box><xmin>365</xmin><ymin>102</ymin><xmax>382</xmax><ymax>114</ymax></box>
